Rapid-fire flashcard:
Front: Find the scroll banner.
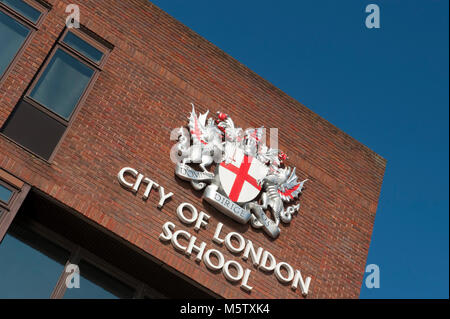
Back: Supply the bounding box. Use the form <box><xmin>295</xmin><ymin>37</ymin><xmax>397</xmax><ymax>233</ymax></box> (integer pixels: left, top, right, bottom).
<box><xmin>175</xmin><ymin>164</ymin><xmax>215</xmax><ymax>182</ymax></box>
<box><xmin>204</xmin><ymin>185</ymin><xmax>251</xmax><ymax>224</ymax></box>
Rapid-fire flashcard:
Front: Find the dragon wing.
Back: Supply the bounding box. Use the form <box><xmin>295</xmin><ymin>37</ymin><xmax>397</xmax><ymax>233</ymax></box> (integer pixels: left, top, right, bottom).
<box><xmin>188</xmin><ymin>103</ymin><xmax>209</xmax><ymax>144</ymax></box>
<box><xmin>278</xmin><ymin>167</ymin><xmax>308</xmax><ymax>202</ymax></box>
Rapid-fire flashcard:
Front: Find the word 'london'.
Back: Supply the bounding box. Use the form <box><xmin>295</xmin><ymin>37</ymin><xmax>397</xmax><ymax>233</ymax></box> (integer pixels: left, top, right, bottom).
<box><xmin>116</xmin><ymin>105</ymin><xmax>312</xmax><ymax>296</ymax></box>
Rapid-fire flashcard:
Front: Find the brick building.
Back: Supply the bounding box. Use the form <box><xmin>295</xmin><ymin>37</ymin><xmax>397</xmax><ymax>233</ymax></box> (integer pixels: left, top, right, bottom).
<box><xmin>0</xmin><ymin>0</ymin><xmax>386</xmax><ymax>299</ymax></box>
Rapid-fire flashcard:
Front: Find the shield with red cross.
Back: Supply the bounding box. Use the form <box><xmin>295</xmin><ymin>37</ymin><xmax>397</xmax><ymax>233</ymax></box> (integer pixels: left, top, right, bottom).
<box><xmin>219</xmin><ymin>147</ymin><xmax>268</xmax><ymax>203</ymax></box>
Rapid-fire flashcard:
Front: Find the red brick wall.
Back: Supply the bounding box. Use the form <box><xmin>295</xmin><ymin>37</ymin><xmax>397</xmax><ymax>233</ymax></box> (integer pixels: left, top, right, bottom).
<box><xmin>0</xmin><ymin>0</ymin><xmax>386</xmax><ymax>298</ymax></box>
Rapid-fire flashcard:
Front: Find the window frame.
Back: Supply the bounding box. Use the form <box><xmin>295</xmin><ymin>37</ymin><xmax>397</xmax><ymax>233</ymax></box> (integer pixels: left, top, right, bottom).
<box><xmin>11</xmin><ymin>215</ymin><xmax>164</xmax><ymax>299</ymax></box>
<box><xmin>24</xmin><ymin>27</ymin><xmax>111</xmax><ymax>125</ymax></box>
<box><xmin>23</xmin><ymin>44</ymin><xmax>100</xmax><ymax>125</ymax></box>
<box><xmin>0</xmin><ymin>169</ymin><xmax>24</xmax><ymax>216</ymax></box>
<box><xmin>0</xmin><ymin>179</ymin><xmax>17</xmax><ymax>208</ymax></box>
<box><xmin>0</xmin><ymin>0</ymin><xmax>49</xmax><ymax>87</ymax></box>
<box><xmin>1</xmin><ymin>25</ymin><xmax>112</xmax><ymax>162</ymax></box>
<box><xmin>0</xmin><ymin>187</ymin><xmax>215</xmax><ymax>299</ymax></box>
<box><xmin>0</xmin><ymin>182</ymin><xmax>29</xmax><ymax>244</ymax></box>
<box><xmin>60</xmin><ymin>27</ymin><xmax>109</xmax><ymax>68</ymax></box>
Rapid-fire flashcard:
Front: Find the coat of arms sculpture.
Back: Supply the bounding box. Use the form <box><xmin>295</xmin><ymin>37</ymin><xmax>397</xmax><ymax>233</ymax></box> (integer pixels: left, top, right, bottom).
<box><xmin>172</xmin><ymin>104</ymin><xmax>308</xmax><ymax>238</ymax></box>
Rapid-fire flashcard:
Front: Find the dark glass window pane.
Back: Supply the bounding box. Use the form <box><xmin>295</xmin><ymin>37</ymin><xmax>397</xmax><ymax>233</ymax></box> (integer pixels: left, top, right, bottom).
<box><xmin>0</xmin><ymin>10</ymin><xmax>30</xmax><ymax>77</ymax></box>
<box><xmin>1</xmin><ymin>0</ymin><xmax>41</xmax><ymax>23</ymax></box>
<box><xmin>0</xmin><ymin>228</ymin><xmax>70</xmax><ymax>298</ymax></box>
<box><xmin>62</xmin><ymin>32</ymin><xmax>104</xmax><ymax>63</ymax></box>
<box><xmin>0</xmin><ymin>184</ymin><xmax>13</xmax><ymax>203</ymax></box>
<box><xmin>63</xmin><ymin>260</ymin><xmax>135</xmax><ymax>299</ymax></box>
<box><xmin>29</xmin><ymin>48</ymin><xmax>95</xmax><ymax>119</ymax></box>
<box><xmin>1</xmin><ymin>99</ymin><xmax>66</xmax><ymax>160</ymax></box>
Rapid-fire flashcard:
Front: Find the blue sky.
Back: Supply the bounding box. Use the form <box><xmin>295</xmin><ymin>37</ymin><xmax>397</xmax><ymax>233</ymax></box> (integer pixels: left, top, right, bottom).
<box><xmin>150</xmin><ymin>0</ymin><xmax>449</xmax><ymax>298</ymax></box>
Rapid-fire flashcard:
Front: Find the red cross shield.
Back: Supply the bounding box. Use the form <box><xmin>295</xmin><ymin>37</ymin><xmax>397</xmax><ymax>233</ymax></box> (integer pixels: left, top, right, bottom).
<box><xmin>219</xmin><ymin>148</ymin><xmax>268</xmax><ymax>203</ymax></box>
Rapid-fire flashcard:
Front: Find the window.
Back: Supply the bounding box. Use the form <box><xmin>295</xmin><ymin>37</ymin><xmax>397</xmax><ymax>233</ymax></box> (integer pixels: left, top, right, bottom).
<box><xmin>63</xmin><ymin>259</ymin><xmax>135</xmax><ymax>299</ymax></box>
<box><xmin>62</xmin><ymin>31</ymin><xmax>104</xmax><ymax>64</ymax></box>
<box><xmin>0</xmin><ymin>212</ymin><xmax>142</xmax><ymax>299</ymax></box>
<box><xmin>0</xmin><ymin>0</ymin><xmax>48</xmax><ymax>82</ymax></box>
<box><xmin>0</xmin><ymin>172</ymin><xmax>28</xmax><ymax>243</ymax></box>
<box><xmin>1</xmin><ymin>26</ymin><xmax>113</xmax><ymax>161</ymax></box>
<box><xmin>29</xmin><ymin>49</ymin><xmax>95</xmax><ymax>119</ymax></box>
<box><xmin>0</xmin><ymin>181</ymin><xmax>15</xmax><ymax>222</ymax></box>
<box><xmin>0</xmin><ymin>10</ymin><xmax>30</xmax><ymax>77</ymax></box>
<box><xmin>0</xmin><ymin>228</ymin><xmax>70</xmax><ymax>298</ymax></box>
<box><xmin>0</xmin><ymin>190</ymin><xmax>215</xmax><ymax>299</ymax></box>
<box><xmin>0</xmin><ymin>223</ymin><xmax>136</xmax><ymax>299</ymax></box>
<box><xmin>0</xmin><ymin>180</ymin><xmax>17</xmax><ymax>208</ymax></box>
<box><xmin>0</xmin><ymin>183</ymin><xmax>13</xmax><ymax>204</ymax></box>
<box><xmin>0</xmin><ymin>0</ymin><xmax>43</xmax><ymax>24</ymax></box>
